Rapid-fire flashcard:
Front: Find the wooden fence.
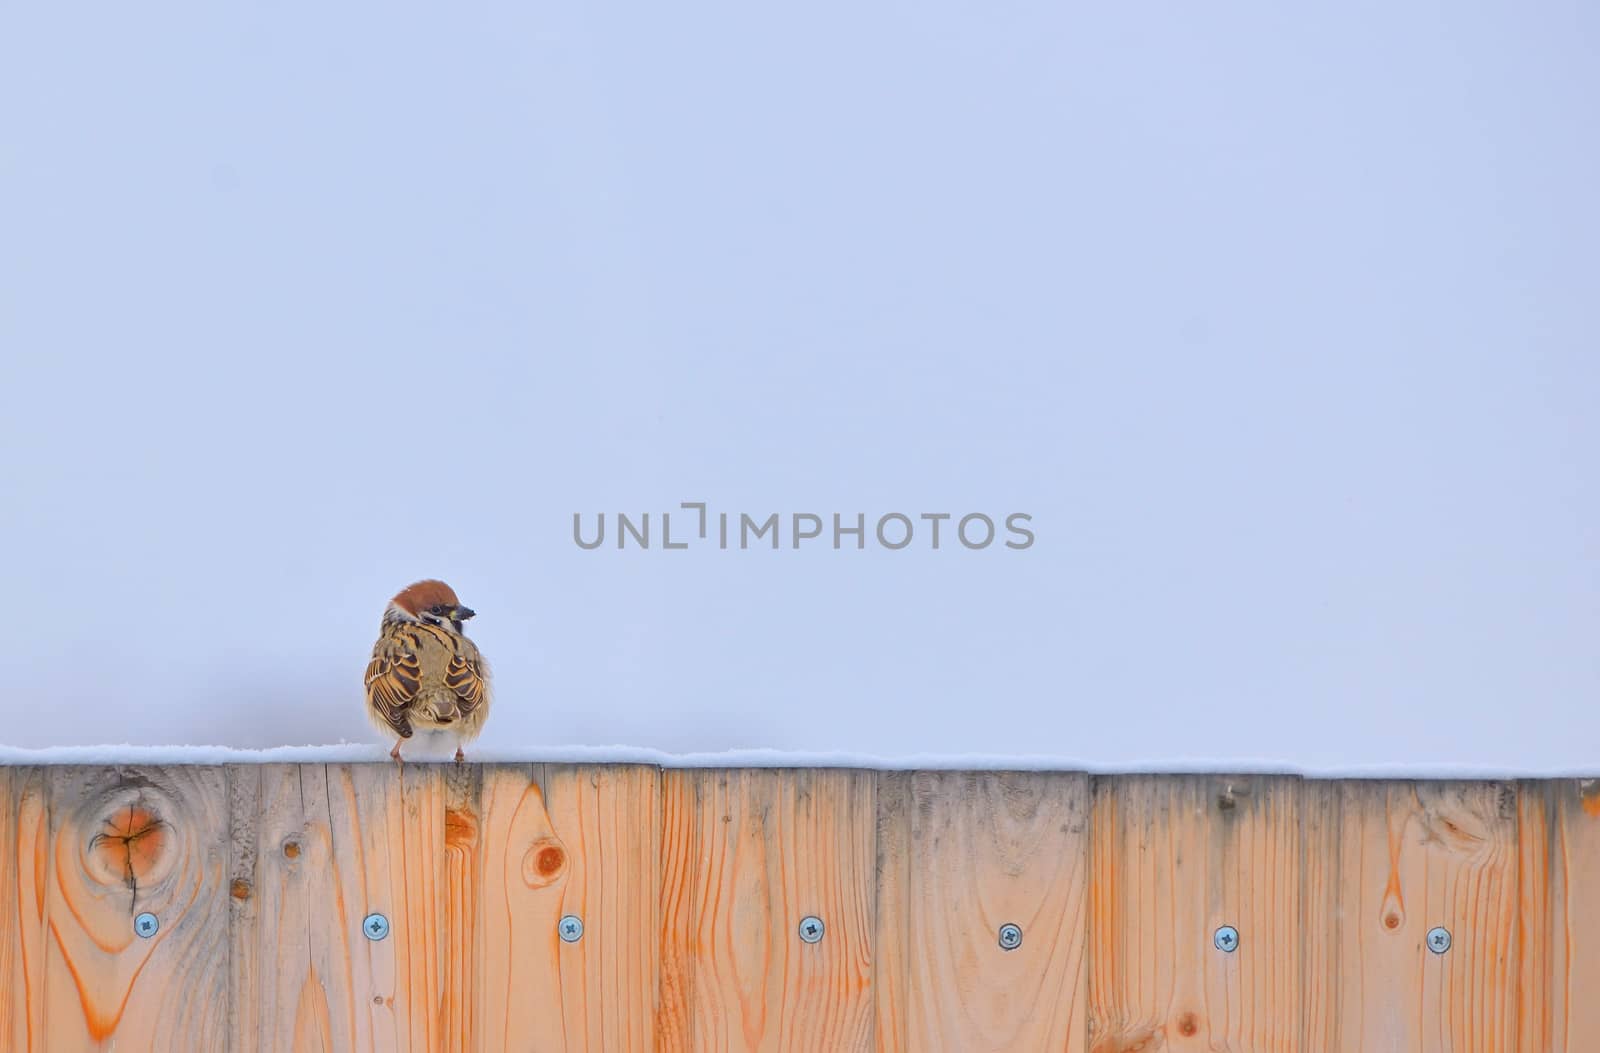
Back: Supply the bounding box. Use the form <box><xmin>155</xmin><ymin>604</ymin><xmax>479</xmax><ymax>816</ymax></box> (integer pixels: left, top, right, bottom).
<box><xmin>1</xmin><ymin>764</ymin><xmax>1597</xmax><ymax>1051</ymax></box>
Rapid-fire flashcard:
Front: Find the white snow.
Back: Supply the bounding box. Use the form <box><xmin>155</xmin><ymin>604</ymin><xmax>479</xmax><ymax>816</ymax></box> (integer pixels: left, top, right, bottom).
<box><xmin>0</xmin><ymin>744</ymin><xmax>1592</xmax><ymax>780</ymax></box>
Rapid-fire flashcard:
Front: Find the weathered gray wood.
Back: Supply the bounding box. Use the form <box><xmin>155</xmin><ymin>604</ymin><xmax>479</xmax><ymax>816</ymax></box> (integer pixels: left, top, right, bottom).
<box><xmin>877</xmin><ymin>771</ymin><xmax>1089</xmax><ymax>1053</ymax></box>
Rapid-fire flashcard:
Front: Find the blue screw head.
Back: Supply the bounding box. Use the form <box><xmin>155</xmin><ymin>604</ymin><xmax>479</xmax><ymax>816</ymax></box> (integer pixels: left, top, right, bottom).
<box><xmin>1427</xmin><ymin>927</ymin><xmax>1452</xmax><ymax>954</ymax></box>
<box><xmin>134</xmin><ymin>912</ymin><xmax>159</xmax><ymax>938</ymax></box>
<box><xmin>798</xmin><ymin>916</ymin><xmax>825</xmax><ymax>944</ymax></box>
<box><xmin>998</xmin><ymin>923</ymin><xmax>1023</xmax><ymax>951</ymax></box>
<box><xmin>363</xmin><ymin>913</ymin><xmax>390</xmax><ymax>941</ymax></box>
<box><xmin>559</xmin><ymin>915</ymin><xmax>584</xmax><ymax>943</ymax></box>
<box><xmin>1214</xmin><ymin>925</ymin><xmax>1240</xmax><ymax>953</ymax></box>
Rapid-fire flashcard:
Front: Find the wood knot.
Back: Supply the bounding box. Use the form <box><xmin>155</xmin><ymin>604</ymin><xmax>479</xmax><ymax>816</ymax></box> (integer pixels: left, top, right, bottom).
<box><xmin>230</xmin><ymin>878</ymin><xmax>252</xmax><ymax>900</ymax></box>
<box><xmin>87</xmin><ymin>805</ymin><xmax>168</xmax><ymax>887</ymax></box>
<box><xmin>521</xmin><ymin>838</ymin><xmax>567</xmax><ymax>888</ymax></box>
<box><xmin>445</xmin><ymin>808</ymin><xmax>478</xmax><ymax>850</ymax></box>
<box><xmin>1177</xmin><ymin>1011</ymin><xmax>1199</xmax><ymax>1036</ymax></box>
<box><xmin>1380</xmin><ymin>887</ymin><xmax>1405</xmax><ymax>933</ymax></box>
<box><xmin>282</xmin><ymin>839</ymin><xmax>301</xmax><ymax>859</ymax></box>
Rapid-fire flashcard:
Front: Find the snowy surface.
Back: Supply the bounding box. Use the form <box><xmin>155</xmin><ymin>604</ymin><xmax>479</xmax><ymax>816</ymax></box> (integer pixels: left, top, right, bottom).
<box><xmin>0</xmin><ymin>3</ymin><xmax>1596</xmax><ymax>776</ymax></box>
<box><xmin>3</xmin><ymin>743</ymin><xmax>1596</xmax><ymax>781</ymax></box>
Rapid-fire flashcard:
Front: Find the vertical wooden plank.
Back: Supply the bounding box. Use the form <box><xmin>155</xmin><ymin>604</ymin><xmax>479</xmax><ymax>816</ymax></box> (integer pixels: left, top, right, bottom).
<box><xmin>876</xmin><ymin>771</ymin><xmax>1088</xmax><ymax>1053</ymax></box>
<box><xmin>1320</xmin><ymin>781</ymin><xmax>1519</xmax><ymax>1051</ymax></box>
<box><xmin>1514</xmin><ymin>782</ymin><xmax>1553</xmax><ymax>1053</ymax></box>
<box><xmin>225</xmin><ymin>764</ymin><xmax>264</xmax><ymax>1050</ymax></box>
<box><xmin>1525</xmin><ymin>778</ymin><xmax>1600</xmax><ymax>1050</ymax></box>
<box><xmin>0</xmin><ymin>768</ymin><xmax>49</xmax><ymax>1052</ymax></box>
<box><xmin>872</xmin><ymin>773</ymin><xmax>913</xmax><ymax>1053</ymax></box>
<box><xmin>443</xmin><ymin>761</ymin><xmax>484</xmax><ymax>1053</ymax></box>
<box><xmin>655</xmin><ymin>769</ymin><xmax>697</xmax><ymax>1052</ymax></box>
<box><xmin>470</xmin><ymin>763</ymin><xmax>568</xmax><ymax>1052</ymax></box>
<box><xmin>669</xmin><ymin>768</ymin><xmax>876</xmax><ymax>1053</ymax></box>
<box><xmin>228</xmin><ymin>763</ymin><xmax>337</xmax><ymax>1051</ymax></box>
<box><xmin>322</xmin><ymin>763</ymin><xmax>447</xmax><ymax>1053</ymax></box>
<box><xmin>1087</xmin><ymin>774</ymin><xmax>1302</xmax><ymax>1053</ymax></box>
<box><xmin>1299</xmin><ymin>780</ymin><xmax>1343</xmax><ymax>1050</ymax></box>
<box><xmin>301</xmin><ymin>764</ymin><xmax>362</xmax><ymax>1052</ymax></box>
<box><xmin>42</xmin><ymin>765</ymin><xmax>230</xmax><ymax>1050</ymax></box>
<box><xmin>539</xmin><ymin>764</ymin><xmax>660</xmax><ymax>1051</ymax></box>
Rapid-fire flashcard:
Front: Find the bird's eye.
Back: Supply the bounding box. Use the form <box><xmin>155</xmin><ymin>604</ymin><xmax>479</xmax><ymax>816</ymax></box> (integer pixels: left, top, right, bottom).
<box><xmin>428</xmin><ymin>605</ymin><xmax>443</xmax><ymax>615</ymax></box>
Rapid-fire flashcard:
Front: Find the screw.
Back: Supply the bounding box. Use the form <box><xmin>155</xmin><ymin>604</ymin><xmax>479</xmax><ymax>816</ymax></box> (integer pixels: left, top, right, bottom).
<box><xmin>134</xmin><ymin>912</ymin><xmax>159</xmax><ymax>938</ymax></box>
<box><xmin>559</xmin><ymin>915</ymin><xmax>584</xmax><ymax>943</ymax></box>
<box><xmin>798</xmin><ymin>916</ymin><xmax>825</xmax><ymax>944</ymax></box>
<box><xmin>1427</xmin><ymin>927</ymin><xmax>1451</xmax><ymax>954</ymax></box>
<box><xmin>363</xmin><ymin>913</ymin><xmax>390</xmax><ymax>941</ymax></box>
<box><xmin>1214</xmin><ymin>925</ymin><xmax>1239</xmax><ymax>953</ymax></box>
<box><xmin>998</xmin><ymin>923</ymin><xmax>1023</xmax><ymax>951</ymax></box>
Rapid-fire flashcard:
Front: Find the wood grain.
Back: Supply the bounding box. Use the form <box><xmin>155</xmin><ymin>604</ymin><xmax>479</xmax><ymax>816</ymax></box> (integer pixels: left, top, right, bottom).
<box><xmin>5</xmin><ymin>765</ymin><xmax>1599</xmax><ymax>1050</ymax></box>
<box><xmin>656</xmin><ymin>769</ymin><xmax>698</xmax><ymax>1052</ymax></box>
<box><xmin>1517</xmin><ymin>778</ymin><xmax>1600</xmax><ymax>1050</ymax></box>
<box><xmin>324</xmin><ymin>762</ymin><xmax>448</xmax><ymax>1052</ymax></box>
<box><xmin>1311</xmin><ymin>781</ymin><xmax>1520</xmax><ymax>1052</ymax></box>
<box><xmin>443</xmin><ymin>761</ymin><xmax>484</xmax><ymax>1053</ymax></box>
<box><xmin>43</xmin><ymin>765</ymin><xmax>231</xmax><ymax>1050</ymax></box>
<box><xmin>227</xmin><ymin>763</ymin><xmax>331</xmax><ymax>1052</ymax></box>
<box><xmin>1514</xmin><ymin>780</ymin><xmax>1552</xmax><ymax>1053</ymax></box>
<box><xmin>1088</xmin><ymin>775</ymin><xmax>1302</xmax><ymax>1053</ymax></box>
<box><xmin>541</xmin><ymin>764</ymin><xmax>660</xmax><ymax>1051</ymax></box>
<box><xmin>1300</xmin><ymin>774</ymin><xmax>1342</xmax><ymax>1052</ymax></box>
<box><xmin>665</xmin><ymin>768</ymin><xmax>877</xmax><ymax>1053</ymax></box>
<box><xmin>444</xmin><ymin>763</ymin><xmax>663</xmax><ymax>1053</ymax></box>
<box><xmin>876</xmin><ymin>771</ymin><xmax>1088</xmax><ymax>1053</ymax></box>
<box><xmin>0</xmin><ymin>768</ymin><xmax>48</xmax><ymax>1052</ymax></box>
<box><xmin>466</xmin><ymin>763</ymin><xmax>569</xmax><ymax>1052</ymax></box>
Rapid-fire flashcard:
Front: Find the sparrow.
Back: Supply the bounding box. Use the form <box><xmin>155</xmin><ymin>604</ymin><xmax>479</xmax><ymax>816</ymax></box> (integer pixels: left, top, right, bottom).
<box><xmin>364</xmin><ymin>579</ymin><xmax>491</xmax><ymax>765</ymax></box>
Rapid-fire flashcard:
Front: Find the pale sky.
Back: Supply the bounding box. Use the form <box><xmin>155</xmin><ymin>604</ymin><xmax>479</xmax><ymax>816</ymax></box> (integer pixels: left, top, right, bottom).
<box><xmin>1</xmin><ymin>2</ymin><xmax>1596</xmax><ymax>771</ymax></box>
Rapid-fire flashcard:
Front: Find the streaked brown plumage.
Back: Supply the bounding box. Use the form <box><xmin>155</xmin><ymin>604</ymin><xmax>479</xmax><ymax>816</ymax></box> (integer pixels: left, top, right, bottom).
<box><xmin>364</xmin><ymin>579</ymin><xmax>491</xmax><ymax>765</ymax></box>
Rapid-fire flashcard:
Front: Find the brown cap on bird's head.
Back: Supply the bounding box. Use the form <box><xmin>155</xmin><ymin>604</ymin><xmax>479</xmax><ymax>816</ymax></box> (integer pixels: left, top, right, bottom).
<box><xmin>390</xmin><ymin>579</ymin><xmax>476</xmax><ymax>622</ymax></box>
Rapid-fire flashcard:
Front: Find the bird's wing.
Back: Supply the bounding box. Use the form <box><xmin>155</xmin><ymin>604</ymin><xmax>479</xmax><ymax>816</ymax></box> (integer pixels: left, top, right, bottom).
<box><xmin>364</xmin><ymin>638</ymin><xmax>421</xmax><ymax>738</ymax></box>
<box><xmin>445</xmin><ymin>651</ymin><xmax>490</xmax><ymax>717</ymax></box>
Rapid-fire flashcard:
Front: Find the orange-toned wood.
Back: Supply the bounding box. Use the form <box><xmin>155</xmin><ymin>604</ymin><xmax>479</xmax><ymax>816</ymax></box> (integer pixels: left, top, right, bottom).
<box><xmin>1519</xmin><ymin>778</ymin><xmax>1600</xmax><ymax>1050</ymax></box>
<box><xmin>1515</xmin><ymin>780</ymin><xmax>1554</xmax><ymax>1053</ymax></box>
<box><xmin>449</xmin><ymin>764</ymin><xmax>661</xmax><ymax>1053</ymax></box>
<box><xmin>540</xmin><ymin>764</ymin><xmax>660</xmax><ymax>1051</ymax></box>
<box><xmin>655</xmin><ymin>769</ymin><xmax>697</xmax><ymax>1052</ymax></box>
<box><xmin>6</xmin><ymin>765</ymin><xmax>1600</xmax><ymax>1050</ymax></box>
<box><xmin>0</xmin><ymin>768</ymin><xmax>48</xmax><ymax>1052</ymax></box>
<box><xmin>463</xmin><ymin>763</ymin><xmax>568</xmax><ymax>1052</ymax></box>
<box><xmin>1088</xmin><ymin>775</ymin><xmax>1302</xmax><ymax>1053</ymax></box>
<box><xmin>324</xmin><ymin>763</ymin><xmax>448</xmax><ymax>1052</ymax></box>
<box><xmin>1316</xmin><ymin>781</ymin><xmax>1520</xmax><ymax>1051</ymax></box>
<box><xmin>876</xmin><ymin>771</ymin><xmax>1088</xmax><ymax>1053</ymax></box>
<box><xmin>43</xmin><ymin>765</ymin><xmax>230</xmax><ymax>1050</ymax></box>
<box><xmin>1299</xmin><ymin>776</ymin><xmax>1342</xmax><ymax>1051</ymax></box>
<box><xmin>442</xmin><ymin>761</ymin><xmax>484</xmax><ymax>1053</ymax></box>
<box><xmin>873</xmin><ymin>773</ymin><xmax>912</xmax><ymax>1053</ymax></box>
<box><xmin>664</xmin><ymin>768</ymin><xmax>877</xmax><ymax>1052</ymax></box>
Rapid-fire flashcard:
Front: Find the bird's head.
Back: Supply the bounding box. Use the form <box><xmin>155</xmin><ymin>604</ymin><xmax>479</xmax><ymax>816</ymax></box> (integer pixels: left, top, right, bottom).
<box><xmin>386</xmin><ymin>579</ymin><xmax>476</xmax><ymax>634</ymax></box>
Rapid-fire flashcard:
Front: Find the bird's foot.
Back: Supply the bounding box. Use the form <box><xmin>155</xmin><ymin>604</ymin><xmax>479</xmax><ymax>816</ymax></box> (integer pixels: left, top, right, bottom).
<box><xmin>390</xmin><ymin>741</ymin><xmax>405</xmax><ymax>768</ymax></box>
<box><xmin>454</xmin><ymin>747</ymin><xmax>466</xmax><ymax>765</ymax></box>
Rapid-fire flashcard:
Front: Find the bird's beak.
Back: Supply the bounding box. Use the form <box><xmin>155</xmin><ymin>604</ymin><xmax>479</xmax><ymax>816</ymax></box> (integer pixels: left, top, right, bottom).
<box><xmin>452</xmin><ymin>606</ymin><xmax>476</xmax><ymax>621</ymax></box>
